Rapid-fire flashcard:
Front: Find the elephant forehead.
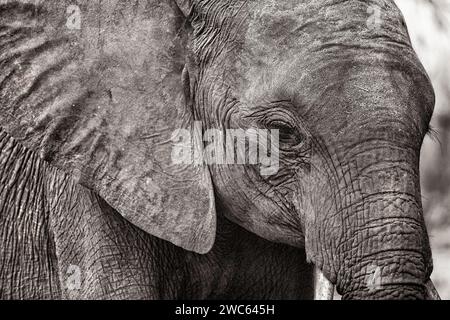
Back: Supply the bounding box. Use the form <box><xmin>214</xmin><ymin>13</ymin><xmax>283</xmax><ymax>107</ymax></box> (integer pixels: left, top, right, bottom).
<box><xmin>243</xmin><ymin>1</ymin><xmax>408</xmax><ymax>63</ymax></box>
<box><xmin>245</xmin><ymin>0</ymin><xmax>408</xmax><ymax>40</ymax></box>
<box><xmin>232</xmin><ymin>0</ymin><xmax>413</xmax><ymax>105</ymax></box>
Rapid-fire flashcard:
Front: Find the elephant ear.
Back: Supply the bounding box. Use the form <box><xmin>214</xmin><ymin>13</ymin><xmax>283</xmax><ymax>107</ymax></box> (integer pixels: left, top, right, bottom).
<box><xmin>0</xmin><ymin>0</ymin><xmax>215</xmax><ymax>253</ymax></box>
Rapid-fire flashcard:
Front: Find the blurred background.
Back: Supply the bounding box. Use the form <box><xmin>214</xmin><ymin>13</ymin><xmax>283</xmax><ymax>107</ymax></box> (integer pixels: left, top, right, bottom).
<box><xmin>395</xmin><ymin>0</ymin><xmax>450</xmax><ymax>299</ymax></box>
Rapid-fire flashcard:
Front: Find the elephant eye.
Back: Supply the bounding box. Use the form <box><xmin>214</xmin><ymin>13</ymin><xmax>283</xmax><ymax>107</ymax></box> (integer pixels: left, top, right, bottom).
<box><xmin>268</xmin><ymin>120</ymin><xmax>302</xmax><ymax>146</ymax></box>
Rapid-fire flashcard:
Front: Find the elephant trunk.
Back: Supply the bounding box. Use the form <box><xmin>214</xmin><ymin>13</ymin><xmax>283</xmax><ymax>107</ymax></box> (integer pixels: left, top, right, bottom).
<box><xmin>308</xmin><ymin>136</ymin><xmax>436</xmax><ymax>300</ymax></box>
<box><xmin>315</xmin><ymin>189</ymin><xmax>433</xmax><ymax>299</ymax></box>
<box><xmin>335</xmin><ymin>147</ymin><xmax>432</xmax><ymax>300</ymax></box>
<box><xmin>314</xmin><ymin>269</ymin><xmax>440</xmax><ymax>300</ymax></box>
<box><xmin>338</xmin><ymin>216</ymin><xmax>429</xmax><ymax>300</ymax></box>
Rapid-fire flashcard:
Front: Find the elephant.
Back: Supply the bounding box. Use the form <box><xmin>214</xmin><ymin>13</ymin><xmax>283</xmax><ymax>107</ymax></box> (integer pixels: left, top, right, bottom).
<box><xmin>0</xmin><ymin>0</ymin><xmax>442</xmax><ymax>299</ymax></box>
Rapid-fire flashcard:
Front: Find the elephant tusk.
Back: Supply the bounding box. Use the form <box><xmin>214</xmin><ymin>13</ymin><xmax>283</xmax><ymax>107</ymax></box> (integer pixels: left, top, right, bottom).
<box><xmin>425</xmin><ymin>279</ymin><xmax>441</xmax><ymax>300</ymax></box>
<box><xmin>314</xmin><ymin>268</ymin><xmax>335</xmax><ymax>300</ymax></box>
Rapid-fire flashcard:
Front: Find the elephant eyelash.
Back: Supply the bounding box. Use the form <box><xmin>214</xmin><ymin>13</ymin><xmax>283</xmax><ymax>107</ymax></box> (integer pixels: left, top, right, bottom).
<box><xmin>246</xmin><ymin>111</ymin><xmax>298</xmax><ymax>132</ymax></box>
<box><xmin>243</xmin><ymin>103</ymin><xmax>311</xmax><ymax>150</ymax></box>
<box><xmin>426</xmin><ymin>124</ymin><xmax>441</xmax><ymax>144</ymax></box>
<box><xmin>244</xmin><ymin>100</ymin><xmax>295</xmax><ymax>118</ymax></box>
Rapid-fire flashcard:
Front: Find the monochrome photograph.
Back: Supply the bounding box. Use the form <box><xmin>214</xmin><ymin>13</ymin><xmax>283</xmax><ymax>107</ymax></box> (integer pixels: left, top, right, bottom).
<box><xmin>0</xmin><ymin>0</ymin><xmax>449</xmax><ymax>306</ymax></box>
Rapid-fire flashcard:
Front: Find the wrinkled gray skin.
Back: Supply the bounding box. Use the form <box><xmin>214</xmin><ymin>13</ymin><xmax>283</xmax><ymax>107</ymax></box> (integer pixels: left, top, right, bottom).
<box><xmin>0</xmin><ymin>0</ymin><xmax>435</xmax><ymax>299</ymax></box>
<box><xmin>0</xmin><ymin>132</ymin><xmax>313</xmax><ymax>299</ymax></box>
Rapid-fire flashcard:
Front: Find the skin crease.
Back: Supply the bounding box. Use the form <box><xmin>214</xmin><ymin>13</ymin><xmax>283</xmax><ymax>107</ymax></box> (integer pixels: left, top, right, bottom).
<box><xmin>0</xmin><ymin>128</ymin><xmax>313</xmax><ymax>299</ymax></box>
<box><xmin>0</xmin><ymin>0</ymin><xmax>436</xmax><ymax>299</ymax></box>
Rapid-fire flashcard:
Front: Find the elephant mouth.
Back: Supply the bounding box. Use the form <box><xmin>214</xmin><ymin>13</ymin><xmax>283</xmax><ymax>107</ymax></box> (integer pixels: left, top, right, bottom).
<box><xmin>313</xmin><ymin>268</ymin><xmax>441</xmax><ymax>300</ymax></box>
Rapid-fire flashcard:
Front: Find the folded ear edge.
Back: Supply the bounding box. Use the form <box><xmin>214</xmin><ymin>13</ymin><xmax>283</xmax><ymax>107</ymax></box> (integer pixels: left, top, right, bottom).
<box><xmin>78</xmin><ymin>165</ymin><xmax>217</xmax><ymax>255</ymax></box>
<box><xmin>0</xmin><ymin>126</ymin><xmax>217</xmax><ymax>255</ymax></box>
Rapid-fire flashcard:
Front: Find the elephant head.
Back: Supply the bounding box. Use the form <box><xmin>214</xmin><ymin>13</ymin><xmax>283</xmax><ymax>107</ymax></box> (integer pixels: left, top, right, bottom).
<box><xmin>0</xmin><ymin>0</ymin><xmax>440</xmax><ymax>299</ymax></box>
